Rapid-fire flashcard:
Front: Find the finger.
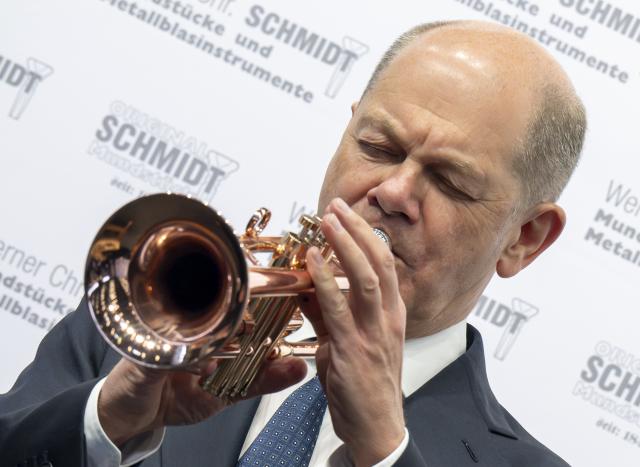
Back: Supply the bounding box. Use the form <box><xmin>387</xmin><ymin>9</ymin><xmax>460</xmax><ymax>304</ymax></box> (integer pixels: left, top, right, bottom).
<box><xmin>197</xmin><ymin>359</ymin><xmax>220</xmax><ymax>386</ymax></box>
<box><xmin>297</xmin><ymin>293</ymin><xmax>329</xmax><ymax>345</ymax></box>
<box><xmin>321</xmin><ymin>212</ymin><xmax>383</xmax><ymax>320</ymax></box>
<box><xmin>327</xmin><ymin>198</ymin><xmax>401</xmax><ymax>311</ymax></box>
<box><xmin>306</xmin><ymin>246</ymin><xmax>357</xmax><ymax>342</ymax></box>
<box><xmin>245</xmin><ymin>357</ymin><xmax>307</xmax><ymax>398</ymax></box>
<box><xmin>168</xmin><ymin>371</ymin><xmax>227</xmax><ymax>418</ymax></box>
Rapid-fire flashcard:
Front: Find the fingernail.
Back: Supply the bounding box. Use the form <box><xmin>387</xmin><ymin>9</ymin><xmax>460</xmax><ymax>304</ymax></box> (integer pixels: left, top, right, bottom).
<box><xmin>334</xmin><ymin>198</ymin><xmax>350</xmax><ymax>213</ymax></box>
<box><xmin>326</xmin><ymin>213</ymin><xmax>343</xmax><ymax>232</ymax></box>
<box><xmin>309</xmin><ymin>247</ymin><xmax>324</xmax><ymax>265</ymax></box>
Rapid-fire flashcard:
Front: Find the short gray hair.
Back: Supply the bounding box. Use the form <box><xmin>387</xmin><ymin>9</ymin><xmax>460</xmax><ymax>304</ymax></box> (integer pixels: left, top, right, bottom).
<box><xmin>363</xmin><ymin>21</ymin><xmax>587</xmax><ymax>206</ymax></box>
<box><xmin>513</xmin><ymin>84</ymin><xmax>586</xmax><ymax>204</ymax></box>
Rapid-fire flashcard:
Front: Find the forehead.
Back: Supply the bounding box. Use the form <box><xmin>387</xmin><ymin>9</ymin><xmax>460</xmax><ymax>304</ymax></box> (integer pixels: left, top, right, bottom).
<box><xmin>360</xmin><ymin>31</ymin><xmax>535</xmax><ymax>169</ymax></box>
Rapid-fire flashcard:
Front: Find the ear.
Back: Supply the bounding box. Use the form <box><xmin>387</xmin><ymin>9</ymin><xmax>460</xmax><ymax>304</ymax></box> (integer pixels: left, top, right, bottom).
<box><xmin>350</xmin><ymin>101</ymin><xmax>359</xmax><ymax>115</ymax></box>
<box><xmin>496</xmin><ymin>203</ymin><xmax>566</xmax><ymax>278</ymax></box>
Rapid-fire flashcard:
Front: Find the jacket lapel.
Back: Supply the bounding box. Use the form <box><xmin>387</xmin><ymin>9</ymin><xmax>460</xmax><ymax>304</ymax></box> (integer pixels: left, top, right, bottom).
<box><xmin>458</xmin><ymin>325</ymin><xmax>518</xmax><ymax>439</ymax></box>
<box><xmin>401</xmin><ymin>325</ymin><xmax>517</xmax><ymax>466</ymax></box>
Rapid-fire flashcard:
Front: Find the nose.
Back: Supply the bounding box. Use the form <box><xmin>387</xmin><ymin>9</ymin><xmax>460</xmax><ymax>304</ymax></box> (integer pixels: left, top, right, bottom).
<box><xmin>366</xmin><ymin>161</ymin><xmax>421</xmax><ymax>224</ymax></box>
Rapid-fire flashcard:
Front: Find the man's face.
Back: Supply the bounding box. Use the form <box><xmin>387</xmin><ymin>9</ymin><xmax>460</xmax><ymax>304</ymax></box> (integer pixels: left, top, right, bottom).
<box><xmin>318</xmin><ymin>32</ymin><xmax>534</xmax><ymax>337</ymax></box>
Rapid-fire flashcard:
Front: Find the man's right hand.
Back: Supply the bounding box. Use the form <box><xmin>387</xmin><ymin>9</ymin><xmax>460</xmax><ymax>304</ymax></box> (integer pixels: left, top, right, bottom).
<box><xmin>98</xmin><ymin>356</ymin><xmax>307</xmax><ymax>447</ymax></box>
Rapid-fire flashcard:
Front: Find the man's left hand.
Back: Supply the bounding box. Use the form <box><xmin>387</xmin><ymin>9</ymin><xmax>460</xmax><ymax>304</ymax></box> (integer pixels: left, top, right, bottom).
<box><xmin>303</xmin><ymin>197</ymin><xmax>406</xmax><ymax>466</ymax></box>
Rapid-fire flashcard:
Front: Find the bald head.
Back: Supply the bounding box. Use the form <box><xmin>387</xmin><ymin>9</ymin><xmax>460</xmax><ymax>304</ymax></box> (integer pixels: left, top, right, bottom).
<box><xmin>364</xmin><ymin>20</ymin><xmax>586</xmax><ymax>206</ymax></box>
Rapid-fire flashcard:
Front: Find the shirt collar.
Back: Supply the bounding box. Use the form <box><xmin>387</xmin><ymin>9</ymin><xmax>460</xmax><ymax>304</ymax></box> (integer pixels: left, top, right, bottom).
<box><xmin>296</xmin><ymin>319</ymin><xmax>467</xmax><ymax>397</ymax></box>
<box><xmin>402</xmin><ymin>320</ymin><xmax>467</xmax><ymax>396</ymax></box>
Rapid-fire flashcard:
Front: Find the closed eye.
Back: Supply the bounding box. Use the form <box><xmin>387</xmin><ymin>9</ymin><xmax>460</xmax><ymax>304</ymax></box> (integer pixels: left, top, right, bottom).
<box><xmin>432</xmin><ymin>172</ymin><xmax>476</xmax><ymax>201</ymax></box>
<box><xmin>358</xmin><ymin>140</ymin><xmax>401</xmax><ymax>163</ymax></box>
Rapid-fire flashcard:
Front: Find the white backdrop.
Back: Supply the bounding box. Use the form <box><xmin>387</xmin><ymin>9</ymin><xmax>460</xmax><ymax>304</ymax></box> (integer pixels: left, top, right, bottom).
<box><xmin>2</xmin><ymin>0</ymin><xmax>640</xmax><ymax>465</ymax></box>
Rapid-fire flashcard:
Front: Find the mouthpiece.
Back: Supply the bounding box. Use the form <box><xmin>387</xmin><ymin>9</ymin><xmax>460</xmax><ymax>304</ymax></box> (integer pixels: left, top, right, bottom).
<box><xmin>372</xmin><ymin>228</ymin><xmax>391</xmax><ymax>250</ymax></box>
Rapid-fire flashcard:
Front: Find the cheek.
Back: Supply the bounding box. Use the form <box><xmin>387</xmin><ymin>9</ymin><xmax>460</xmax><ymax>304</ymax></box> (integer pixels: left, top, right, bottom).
<box><xmin>427</xmin><ymin>204</ymin><xmax>505</xmax><ymax>291</ymax></box>
<box><xmin>407</xmin><ymin>197</ymin><xmax>502</xmax><ymax>285</ymax></box>
<box><xmin>318</xmin><ymin>150</ymin><xmax>374</xmax><ymax>212</ymax></box>
<box><xmin>396</xmin><ymin>266</ymin><xmax>417</xmax><ymax>309</ymax></box>
<box><xmin>426</xmin><ymin>194</ymin><xmax>503</xmax><ymax>251</ymax></box>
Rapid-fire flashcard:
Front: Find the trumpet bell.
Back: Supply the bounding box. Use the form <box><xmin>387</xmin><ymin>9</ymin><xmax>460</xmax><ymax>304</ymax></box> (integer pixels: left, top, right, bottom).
<box><xmin>85</xmin><ymin>194</ymin><xmax>248</xmax><ymax>368</ymax></box>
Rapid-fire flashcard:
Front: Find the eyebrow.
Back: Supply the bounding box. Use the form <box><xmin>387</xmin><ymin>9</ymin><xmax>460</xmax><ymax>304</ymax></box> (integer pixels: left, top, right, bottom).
<box><xmin>356</xmin><ymin>114</ymin><xmax>486</xmax><ymax>182</ymax></box>
<box><xmin>357</xmin><ymin>115</ymin><xmax>403</xmax><ymax>145</ymax></box>
<box><xmin>429</xmin><ymin>155</ymin><xmax>486</xmax><ymax>184</ymax></box>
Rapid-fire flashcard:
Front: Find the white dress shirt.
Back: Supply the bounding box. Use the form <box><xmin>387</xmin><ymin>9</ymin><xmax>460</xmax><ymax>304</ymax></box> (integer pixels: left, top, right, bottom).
<box><xmin>84</xmin><ymin>320</ymin><xmax>467</xmax><ymax>466</ymax></box>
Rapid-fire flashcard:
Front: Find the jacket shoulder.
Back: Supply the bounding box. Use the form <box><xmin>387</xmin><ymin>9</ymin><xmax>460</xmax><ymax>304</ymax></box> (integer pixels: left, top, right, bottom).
<box><xmin>493</xmin><ymin>406</ymin><xmax>570</xmax><ymax>467</ymax></box>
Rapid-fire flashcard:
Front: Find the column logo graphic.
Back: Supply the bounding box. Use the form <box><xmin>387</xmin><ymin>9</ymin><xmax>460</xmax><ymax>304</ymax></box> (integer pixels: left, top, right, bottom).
<box><xmin>0</xmin><ymin>55</ymin><xmax>54</xmax><ymax>120</ymax></box>
<box><xmin>324</xmin><ymin>36</ymin><xmax>369</xmax><ymax>99</ymax></box>
<box><xmin>473</xmin><ymin>295</ymin><xmax>539</xmax><ymax>360</ymax></box>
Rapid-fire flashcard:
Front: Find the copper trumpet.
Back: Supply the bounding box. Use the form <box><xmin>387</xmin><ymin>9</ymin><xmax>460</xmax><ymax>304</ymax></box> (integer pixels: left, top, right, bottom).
<box><xmin>85</xmin><ymin>193</ymin><xmax>389</xmax><ymax>399</ymax></box>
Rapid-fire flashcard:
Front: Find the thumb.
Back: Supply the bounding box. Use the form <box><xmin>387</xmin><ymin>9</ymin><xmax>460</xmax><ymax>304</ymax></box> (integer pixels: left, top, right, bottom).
<box><xmin>113</xmin><ymin>358</ymin><xmax>169</xmax><ymax>395</ymax></box>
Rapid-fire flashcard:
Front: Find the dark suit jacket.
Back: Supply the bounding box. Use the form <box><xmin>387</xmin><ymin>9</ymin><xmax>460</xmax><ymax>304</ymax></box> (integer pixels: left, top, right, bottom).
<box><xmin>0</xmin><ymin>299</ymin><xmax>569</xmax><ymax>467</ymax></box>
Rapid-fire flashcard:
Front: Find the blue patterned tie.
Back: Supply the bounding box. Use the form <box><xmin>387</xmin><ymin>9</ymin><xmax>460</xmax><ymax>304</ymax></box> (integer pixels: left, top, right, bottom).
<box><xmin>238</xmin><ymin>375</ymin><xmax>327</xmax><ymax>467</ymax></box>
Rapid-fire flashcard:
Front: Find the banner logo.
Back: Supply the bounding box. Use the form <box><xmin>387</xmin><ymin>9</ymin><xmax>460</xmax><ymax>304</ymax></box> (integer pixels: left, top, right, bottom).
<box><xmin>88</xmin><ymin>101</ymin><xmax>239</xmax><ymax>202</ymax></box>
<box><xmin>573</xmin><ymin>340</ymin><xmax>640</xmax><ymax>448</ymax></box>
<box><xmin>243</xmin><ymin>4</ymin><xmax>369</xmax><ymax>99</ymax></box>
<box><xmin>0</xmin><ymin>55</ymin><xmax>54</xmax><ymax>120</ymax></box>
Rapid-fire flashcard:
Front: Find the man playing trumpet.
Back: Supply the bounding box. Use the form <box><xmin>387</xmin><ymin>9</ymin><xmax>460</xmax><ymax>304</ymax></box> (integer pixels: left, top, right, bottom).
<box><xmin>0</xmin><ymin>20</ymin><xmax>585</xmax><ymax>467</ymax></box>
